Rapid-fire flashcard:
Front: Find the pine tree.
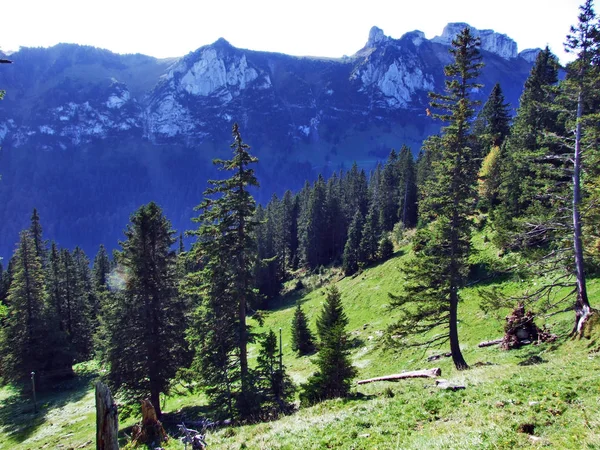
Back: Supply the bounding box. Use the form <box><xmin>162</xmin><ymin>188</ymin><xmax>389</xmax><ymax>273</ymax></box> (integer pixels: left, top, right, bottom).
<box><xmin>290</xmin><ymin>302</ymin><xmax>315</xmax><ymax>355</ymax></box>
<box><xmin>359</xmin><ymin>203</ymin><xmax>380</xmax><ymax>266</ymax></box>
<box><xmin>301</xmin><ymin>286</ymin><xmax>356</xmax><ymax>405</ymax></box>
<box><xmin>92</xmin><ymin>244</ymin><xmax>111</xmax><ymax>293</ymax></box>
<box><xmin>342</xmin><ymin>210</ymin><xmax>364</xmax><ymax>276</ymax></box>
<box><xmin>0</xmin><ymin>232</ymin><xmax>72</xmax><ymax>382</ymax></box>
<box><xmin>388</xmin><ymin>27</ymin><xmax>484</xmax><ymax>370</ymax></box>
<box><xmin>300</xmin><ymin>175</ymin><xmax>328</xmax><ymax>269</ymax></box>
<box><xmin>396</xmin><ymin>145</ymin><xmax>418</xmax><ymax>229</ymax></box>
<box><xmin>379</xmin><ymin>150</ymin><xmax>400</xmax><ymax>232</ymax></box>
<box><xmin>29</xmin><ymin>209</ymin><xmax>47</xmax><ymax>266</ymax></box>
<box><xmin>184</xmin><ymin>123</ymin><xmax>260</xmax><ymax>418</ymax></box>
<box><xmin>105</xmin><ymin>202</ymin><xmax>188</xmax><ymax>418</ymax></box>
<box><xmin>493</xmin><ymin>47</ymin><xmax>561</xmax><ymax>245</ymax></box>
<box><xmin>476</xmin><ymin>83</ymin><xmax>511</xmax><ymax>149</ymax></box>
<box><xmin>255</xmin><ymin>329</ymin><xmax>295</xmax><ymax>415</ymax></box>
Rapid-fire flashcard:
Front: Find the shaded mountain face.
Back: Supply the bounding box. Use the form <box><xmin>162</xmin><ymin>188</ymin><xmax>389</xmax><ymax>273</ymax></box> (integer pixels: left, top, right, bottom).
<box><xmin>0</xmin><ymin>24</ymin><xmax>537</xmax><ymax>257</ymax></box>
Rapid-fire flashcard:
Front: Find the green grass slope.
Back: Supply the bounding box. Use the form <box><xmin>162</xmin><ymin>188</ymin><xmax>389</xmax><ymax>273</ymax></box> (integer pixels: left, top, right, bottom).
<box><xmin>1</xmin><ymin>244</ymin><xmax>599</xmax><ymax>449</ymax></box>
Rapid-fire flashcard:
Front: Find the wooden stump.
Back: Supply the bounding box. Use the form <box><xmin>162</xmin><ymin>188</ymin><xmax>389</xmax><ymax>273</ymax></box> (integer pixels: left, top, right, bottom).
<box><xmin>95</xmin><ymin>382</ymin><xmax>119</xmax><ymax>450</ymax></box>
<box><xmin>131</xmin><ymin>399</ymin><xmax>168</xmax><ymax>447</ymax></box>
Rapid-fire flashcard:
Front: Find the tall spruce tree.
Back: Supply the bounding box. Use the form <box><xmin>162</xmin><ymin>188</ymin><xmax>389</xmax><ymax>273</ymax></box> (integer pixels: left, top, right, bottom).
<box><xmin>184</xmin><ymin>123</ymin><xmax>260</xmax><ymax>418</ymax></box>
<box><xmin>388</xmin><ymin>27</ymin><xmax>483</xmax><ymax>370</ymax></box>
<box><xmin>396</xmin><ymin>145</ymin><xmax>418</xmax><ymax>229</ymax></box>
<box><xmin>105</xmin><ymin>202</ymin><xmax>187</xmax><ymax>418</ymax></box>
<box><xmin>301</xmin><ymin>286</ymin><xmax>356</xmax><ymax>404</ymax></box>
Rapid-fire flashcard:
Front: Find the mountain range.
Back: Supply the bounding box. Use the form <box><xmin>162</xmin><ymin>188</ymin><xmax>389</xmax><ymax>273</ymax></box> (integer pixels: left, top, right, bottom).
<box><xmin>0</xmin><ymin>23</ymin><xmax>538</xmax><ymax>259</ymax></box>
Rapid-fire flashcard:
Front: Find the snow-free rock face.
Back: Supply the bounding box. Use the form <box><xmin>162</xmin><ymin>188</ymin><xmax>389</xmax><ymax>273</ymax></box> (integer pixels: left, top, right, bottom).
<box><xmin>433</xmin><ymin>22</ymin><xmax>518</xmax><ymax>59</ymax></box>
<box><xmin>519</xmin><ymin>48</ymin><xmax>542</xmax><ymax>63</ymax></box>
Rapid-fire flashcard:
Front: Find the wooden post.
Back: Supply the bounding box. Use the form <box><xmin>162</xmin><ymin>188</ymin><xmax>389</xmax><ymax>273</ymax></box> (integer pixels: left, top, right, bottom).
<box><xmin>31</xmin><ymin>372</ymin><xmax>37</xmax><ymax>413</ymax></box>
<box><xmin>96</xmin><ymin>382</ymin><xmax>119</xmax><ymax>450</ymax></box>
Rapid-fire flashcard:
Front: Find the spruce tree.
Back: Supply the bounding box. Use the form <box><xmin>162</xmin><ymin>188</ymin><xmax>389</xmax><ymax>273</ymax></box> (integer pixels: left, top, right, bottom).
<box><xmin>290</xmin><ymin>302</ymin><xmax>315</xmax><ymax>355</ymax></box>
<box><xmin>29</xmin><ymin>209</ymin><xmax>47</xmax><ymax>266</ymax></box>
<box><xmin>92</xmin><ymin>244</ymin><xmax>111</xmax><ymax>293</ymax></box>
<box><xmin>359</xmin><ymin>203</ymin><xmax>380</xmax><ymax>266</ymax></box>
<box><xmin>184</xmin><ymin>123</ymin><xmax>260</xmax><ymax>418</ymax></box>
<box><xmin>0</xmin><ymin>232</ymin><xmax>72</xmax><ymax>382</ymax></box>
<box><xmin>301</xmin><ymin>286</ymin><xmax>356</xmax><ymax>404</ymax></box>
<box><xmin>476</xmin><ymin>83</ymin><xmax>511</xmax><ymax>149</ymax></box>
<box><xmin>255</xmin><ymin>329</ymin><xmax>295</xmax><ymax>414</ymax></box>
<box><xmin>105</xmin><ymin>202</ymin><xmax>188</xmax><ymax>418</ymax></box>
<box><xmin>388</xmin><ymin>27</ymin><xmax>483</xmax><ymax>370</ymax></box>
<box><xmin>396</xmin><ymin>145</ymin><xmax>418</xmax><ymax>229</ymax></box>
<box><xmin>300</xmin><ymin>175</ymin><xmax>328</xmax><ymax>269</ymax></box>
<box><xmin>342</xmin><ymin>210</ymin><xmax>364</xmax><ymax>276</ymax></box>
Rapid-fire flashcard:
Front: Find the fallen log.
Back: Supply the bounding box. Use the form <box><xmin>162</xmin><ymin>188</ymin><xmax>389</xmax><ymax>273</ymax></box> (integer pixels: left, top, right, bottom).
<box><xmin>435</xmin><ymin>379</ymin><xmax>466</xmax><ymax>391</ymax></box>
<box><xmin>357</xmin><ymin>368</ymin><xmax>441</xmax><ymax>385</ymax></box>
<box><xmin>478</xmin><ymin>338</ymin><xmax>503</xmax><ymax>348</ymax></box>
<box><xmin>426</xmin><ymin>352</ymin><xmax>452</xmax><ymax>362</ymax></box>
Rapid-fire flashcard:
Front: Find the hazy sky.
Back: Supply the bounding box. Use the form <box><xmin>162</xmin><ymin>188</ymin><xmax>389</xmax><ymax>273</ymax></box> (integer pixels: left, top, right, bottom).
<box><xmin>2</xmin><ymin>0</ymin><xmax>592</xmax><ymax>63</ymax></box>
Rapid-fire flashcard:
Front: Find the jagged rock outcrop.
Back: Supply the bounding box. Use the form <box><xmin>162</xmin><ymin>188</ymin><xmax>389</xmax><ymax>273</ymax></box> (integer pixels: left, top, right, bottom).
<box><xmin>432</xmin><ymin>22</ymin><xmax>520</xmax><ymax>60</ymax></box>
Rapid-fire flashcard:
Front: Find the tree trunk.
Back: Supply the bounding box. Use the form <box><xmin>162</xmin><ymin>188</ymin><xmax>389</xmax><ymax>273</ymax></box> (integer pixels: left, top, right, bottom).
<box><xmin>572</xmin><ymin>90</ymin><xmax>592</xmax><ymax>335</ymax></box>
<box><xmin>449</xmin><ymin>287</ymin><xmax>468</xmax><ymax>370</ymax></box>
<box><xmin>150</xmin><ymin>388</ymin><xmax>161</xmax><ymax>420</ymax></box>
<box><xmin>95</xmin><ymin>382</ymin><xmax>119</xmax><ymax>450</ymax></box>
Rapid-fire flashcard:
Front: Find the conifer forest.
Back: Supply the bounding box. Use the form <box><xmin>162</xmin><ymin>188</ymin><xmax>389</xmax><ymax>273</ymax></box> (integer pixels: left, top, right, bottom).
<box><xmin>1</xmin><ymin>2</ymin><xmax>600</xmax><ymax>449</ymax></box>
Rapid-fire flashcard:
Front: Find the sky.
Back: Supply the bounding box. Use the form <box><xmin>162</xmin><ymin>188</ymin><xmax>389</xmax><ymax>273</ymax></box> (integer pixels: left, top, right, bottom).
<box><xmin>1</xmin><ymin>0</ymin><xmax>593</xmax><ymax>64</ymax></box>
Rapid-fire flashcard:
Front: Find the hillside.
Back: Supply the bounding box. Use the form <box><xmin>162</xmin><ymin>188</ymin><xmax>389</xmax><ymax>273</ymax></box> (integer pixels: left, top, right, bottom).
<box><xmin>1</xmin><ymin>236</ymin><xmax>598</xmax><ymax>449</ymax></box>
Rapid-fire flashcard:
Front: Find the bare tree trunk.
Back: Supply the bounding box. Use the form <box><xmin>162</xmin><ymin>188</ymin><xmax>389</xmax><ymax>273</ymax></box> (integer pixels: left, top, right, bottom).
<box><xmin>572</xmin><ymin>91</ymin><xmax>592</xmax><ymax>334</ymax></box>
<box><xmin>95</xmin><ymin>382</ymin><xmax>119</xmax><ymax>450</ymax></box>
<box><xmin>449</xmin><ymin>287</ymin><xmax>468</xmax><ymax>370</ymax></box>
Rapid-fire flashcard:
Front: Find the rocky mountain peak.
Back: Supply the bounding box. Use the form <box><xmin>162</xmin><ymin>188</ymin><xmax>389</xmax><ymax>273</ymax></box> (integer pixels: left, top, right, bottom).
<box><xmin>366</xmin><ymin>26</ymin><xmax>387</xmax><ymax>47</ymax></box>
<box><xmin>432</xmin><ymin>22</ymin><xmax>518</xmax><ymax>60</ymax></box>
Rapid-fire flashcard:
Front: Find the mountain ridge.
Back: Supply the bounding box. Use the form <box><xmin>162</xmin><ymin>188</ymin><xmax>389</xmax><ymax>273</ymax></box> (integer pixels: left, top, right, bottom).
<box><xmin>0</xmin><ymin>22</ymin><xmax>538</xmax><ymax>258</ymax></box>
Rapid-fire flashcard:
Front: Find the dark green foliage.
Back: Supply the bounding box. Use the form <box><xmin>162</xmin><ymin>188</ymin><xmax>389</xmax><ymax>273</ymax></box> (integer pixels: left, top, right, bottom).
<box><xmin>301</xmin><ymin>286</ymin><xmax>356</xmax><ymax>405</ymax></box>
<box><xmin>378</xmin><ymin>236</ymin><xmax>394</xmax><ymax>260</ymax></box>
<box><xmin>476</xmin><ymin>83</ymin><xmax>511</xmax><ymax>149</ymax></box>
<box><xmin>396</xmin><ymin>145</ymin><xmax>418</xmax><ymax>229</ymax></box>
<box><xmin>0</xmin><ymin>232</ymin><xmax>72</xmax><ymax>383</ymax></box>
<box><xmin>29</xmin><ymin>209</ymin><xmax>47</xmax><ymax>266</ymax></box>
<box><xmin>493</xmin><ymin>47</ymin><xmax>562</xmax><ymax>247</ymax></box>
<box><xmin>104</xmin><ymin>202</ymin><xmax>188</xmax><ymax>418</ymax></box>
<box><xmin>184</xmin><ymin>123</ymin><xmax>260</xmax><ymax>419</ymax></box>
<box><xmin>291</xmin><ymin>302</ymin><xmax>315</xmax><ymax>355</ymax></box>
<box><xmin>389</xmin><ymin>27</ymin><xmax>484</xmax><ymax>371</ymax></box>
<box><xmin>255</xmin><ymin>329</ymin><xmax>295</xmax><ymax>416</ymax></box>
<box><xmin>300</xmin><ymin>175</ymin><xmax>328</xmax><ymax>269</ymax></box>
<box><xmin>342</xmin><ymin>210</ymin><xmax>364</xmax><ymax>276</ymax></box>
<box><xmin>92</xmin><ymin>244</ymin><xmax>111</xmax><ymax>293</ymax></box>
<box><xmin>379</xmin><ymin>150</ymin><xmax>400</xmax><ymax>232</ymax></box>
<box><xmin>359</xmin><ymin>203</ymin><xmax>381</xmax><ymax>266</ymax></box>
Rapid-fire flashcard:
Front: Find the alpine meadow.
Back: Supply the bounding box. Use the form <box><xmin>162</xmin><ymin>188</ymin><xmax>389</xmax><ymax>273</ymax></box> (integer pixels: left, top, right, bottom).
<box><xmin>1</xmin><ymin>2</ymin><xmax>600</xmax><ymax>449</ymax></box>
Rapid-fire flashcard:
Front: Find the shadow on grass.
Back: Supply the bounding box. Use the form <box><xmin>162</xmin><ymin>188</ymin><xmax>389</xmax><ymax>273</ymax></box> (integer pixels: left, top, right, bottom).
<box><xmin>0</xmin><ymin>373</ymin><xmax>96</xmax><ymax>443</ymax></box>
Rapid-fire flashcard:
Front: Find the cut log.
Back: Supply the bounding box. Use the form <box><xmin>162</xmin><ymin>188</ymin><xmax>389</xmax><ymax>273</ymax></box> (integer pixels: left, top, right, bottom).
<box><xmin>95</xmin><ymin>382</ymin><xmax>119</xmax><ymax>450</ymax></box>
<box><xmin>478</xmin><ymin>338</ymin><xmax>503</xmax><ymax>348</ymax></box>
<box><xmin>357</xmin><ymin>368</ymin><xmax>441</xmax><ymax>385</ymax></box>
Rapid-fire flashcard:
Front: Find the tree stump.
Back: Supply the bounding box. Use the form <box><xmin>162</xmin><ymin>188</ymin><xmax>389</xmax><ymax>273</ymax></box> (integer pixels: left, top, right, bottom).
<box><xmin>131</xmin><ymin>399</ymin><xmax>168</xmax><ymax>447</ymax></box>
<box><xmin>95</xmin><ymin>382</ymin><xmax>119</xmax><ymax>450</ymax></box>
